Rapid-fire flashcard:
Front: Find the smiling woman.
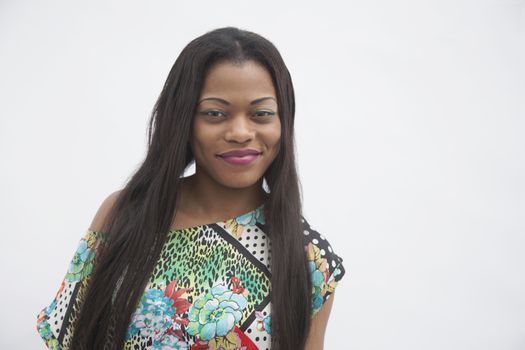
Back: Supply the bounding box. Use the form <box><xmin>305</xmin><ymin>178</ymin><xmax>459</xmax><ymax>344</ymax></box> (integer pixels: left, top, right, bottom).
<box><xmin>36</xmin><ymin>26</ymin><xmax>346</xmax><ymax>350</ymax></box>
<box><xmin>191</xmin><ymin>60</ymin><xmax>282</xmax><ymax>189</ymax></box>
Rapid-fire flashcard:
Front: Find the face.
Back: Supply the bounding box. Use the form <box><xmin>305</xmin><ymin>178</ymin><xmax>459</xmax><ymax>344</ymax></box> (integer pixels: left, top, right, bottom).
<box><xmin>190</xmin><ymin>60</ymin><xmax>281</xmax><ymax>189</ymax></box>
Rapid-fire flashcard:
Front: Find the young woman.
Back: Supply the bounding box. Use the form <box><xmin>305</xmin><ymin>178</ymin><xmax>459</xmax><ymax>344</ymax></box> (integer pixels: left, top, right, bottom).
<box><xmin>36</xmin><ymin>26</ymin><xmax>346</xmax><ymax>350</ymax></box>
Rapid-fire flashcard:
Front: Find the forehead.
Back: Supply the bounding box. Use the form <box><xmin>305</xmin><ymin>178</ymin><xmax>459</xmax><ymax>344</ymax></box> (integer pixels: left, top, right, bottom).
<box><xmin>200</xmin><ymin>60</ymin><xmax>276</xmax><ymax>98</ymax></box>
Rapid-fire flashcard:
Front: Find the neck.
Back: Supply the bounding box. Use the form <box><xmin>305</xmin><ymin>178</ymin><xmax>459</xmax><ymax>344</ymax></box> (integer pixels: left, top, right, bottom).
<box><xmin>178</xmin><ymin>168</ymin><xmax>267</xmax><ymax>219</ymax></box>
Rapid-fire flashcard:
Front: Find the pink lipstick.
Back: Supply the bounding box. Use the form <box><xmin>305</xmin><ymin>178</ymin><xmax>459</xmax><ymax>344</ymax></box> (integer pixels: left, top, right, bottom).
<box><xmin>217</xmin><ymin>148</ymin><xmax>261</xmax><ymax>166</ymax></box>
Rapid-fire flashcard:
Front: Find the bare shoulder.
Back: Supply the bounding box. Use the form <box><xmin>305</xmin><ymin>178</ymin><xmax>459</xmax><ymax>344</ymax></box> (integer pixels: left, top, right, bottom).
<box><xmin>88</xmin><ymin>189</ymin><xmax>122</xmax><ymax>232</ymax></box>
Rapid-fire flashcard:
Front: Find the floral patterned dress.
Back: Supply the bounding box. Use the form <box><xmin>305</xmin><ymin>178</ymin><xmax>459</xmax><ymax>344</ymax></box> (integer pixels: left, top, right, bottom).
<box><xmin>36</xmin><ymin>203</ymin><xmax>346</xmax><ymax>350</ymax></box>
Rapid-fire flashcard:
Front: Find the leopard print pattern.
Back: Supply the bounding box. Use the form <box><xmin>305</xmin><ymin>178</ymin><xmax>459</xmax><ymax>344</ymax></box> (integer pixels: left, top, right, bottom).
<box><xmin>36</xmin><ymin>204</ymin><xmax>346</xmax><ymax>350</ymax></box>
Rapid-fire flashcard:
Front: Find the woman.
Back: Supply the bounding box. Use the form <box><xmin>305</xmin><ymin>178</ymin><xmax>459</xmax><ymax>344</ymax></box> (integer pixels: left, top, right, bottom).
<box><xmin>36</xmin><ymin>26</ymin><xmax>346</xmax><ymax>350</ymax></box>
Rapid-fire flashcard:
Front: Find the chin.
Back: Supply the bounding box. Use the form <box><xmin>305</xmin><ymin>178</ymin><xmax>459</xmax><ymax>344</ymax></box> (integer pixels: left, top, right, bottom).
<box><xmin>216</xmin><ymin>173</ymin><xmax>263</xmax><ymax>189</ymax></box>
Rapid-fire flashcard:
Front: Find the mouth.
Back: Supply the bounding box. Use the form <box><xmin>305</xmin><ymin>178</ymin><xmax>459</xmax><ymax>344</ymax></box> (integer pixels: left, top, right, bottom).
<box><xmin>217</xmin><ymin>153</ymin><xmax>261</xmax><ymax>166</ymax></box>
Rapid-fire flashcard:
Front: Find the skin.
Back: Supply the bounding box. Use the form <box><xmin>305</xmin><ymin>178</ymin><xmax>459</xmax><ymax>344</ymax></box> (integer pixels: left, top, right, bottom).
<box><xmin>172</xmin><ymin>59</ymin><xmax>281</xmax><ymax>228</ymax></box>
<box><xmin>89</xmin><ymin>59</ymin><xmax>334</xmax><ymax>349</ymax></box>
<box><xmin>304</xmin><ymin>291</ymin><xmax>336</xmax><ymax>350</ymax></box>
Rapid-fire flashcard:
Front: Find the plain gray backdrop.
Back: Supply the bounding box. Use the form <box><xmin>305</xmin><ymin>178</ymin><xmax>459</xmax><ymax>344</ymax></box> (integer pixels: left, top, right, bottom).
<box><xmin>1</xmin><ymin>0</ymin><xmax>524</xmax><ymax>349</ymax></box>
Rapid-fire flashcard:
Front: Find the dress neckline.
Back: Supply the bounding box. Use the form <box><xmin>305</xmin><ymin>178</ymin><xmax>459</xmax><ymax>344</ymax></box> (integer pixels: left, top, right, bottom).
<box><xmin>167</xmin><ymin>202</ymin><xmax>266</xmax><ymax>234</ymax></box>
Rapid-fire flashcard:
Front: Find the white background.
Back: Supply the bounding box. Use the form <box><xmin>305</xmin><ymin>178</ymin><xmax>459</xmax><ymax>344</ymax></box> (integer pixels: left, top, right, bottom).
<box><xmin>1</xmin><ymin>0</ymin><xmax>524</xmax><ymax>349</ymax></box>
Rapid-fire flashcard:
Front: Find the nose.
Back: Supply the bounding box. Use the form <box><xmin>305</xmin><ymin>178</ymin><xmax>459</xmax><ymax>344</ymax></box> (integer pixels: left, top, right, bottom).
<box><xmin>224</xmin><ymin>115</ymin><xmax>255</xmax><ymax>143</ymax></box>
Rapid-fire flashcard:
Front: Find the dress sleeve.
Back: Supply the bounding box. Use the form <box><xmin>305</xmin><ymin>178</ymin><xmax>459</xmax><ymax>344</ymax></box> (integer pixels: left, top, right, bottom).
<box><xmin>36</xmin><ymin>229</ymin><xmax>107</xmax><ymax>349</ymax></box>
<box><xmin>301</xmin><ymin>216</ymin><xmax>346</xmax><ymax>318</ymax></box>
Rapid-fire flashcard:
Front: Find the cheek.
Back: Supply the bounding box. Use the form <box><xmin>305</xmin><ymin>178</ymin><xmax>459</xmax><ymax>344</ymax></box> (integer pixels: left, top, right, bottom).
<box><xmin>265</xmin><ymin>124</ymin><xmax>282</xmax><ymax>155</ymax></box>
<box><xmin>191</xmin><ymin>124</ymin><xmax>216</xmax><ymax>155</ymax></box>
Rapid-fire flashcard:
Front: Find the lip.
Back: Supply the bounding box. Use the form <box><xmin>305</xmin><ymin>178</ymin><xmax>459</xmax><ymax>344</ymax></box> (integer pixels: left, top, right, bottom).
<box><xmin>217</xmin><ymin>148</ymin><xmax>262</xmax><ymax>157</ymax></box>
<box><xmin>216</xmin><ymin>148</ymin><xmax>262</xmax><ymax>166</ymax></box>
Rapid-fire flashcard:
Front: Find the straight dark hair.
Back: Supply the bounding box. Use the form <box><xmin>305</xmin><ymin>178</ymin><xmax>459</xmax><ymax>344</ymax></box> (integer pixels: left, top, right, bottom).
<box><xmin>70</xmin><ymin>26</ymin><xmax>312</xmax><ymax>350</ymax></box>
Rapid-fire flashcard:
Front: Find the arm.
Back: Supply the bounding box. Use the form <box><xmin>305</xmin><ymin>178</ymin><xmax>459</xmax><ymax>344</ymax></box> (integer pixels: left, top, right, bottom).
<box><xmin>304</xmin><ymin>290</ymin><xmax>336</xmax><ymax>350</ymax></box>
<box><xmin>36</xmin><ymin>190</ymin><xmax>121</xmax><ymax>349</ymax></box>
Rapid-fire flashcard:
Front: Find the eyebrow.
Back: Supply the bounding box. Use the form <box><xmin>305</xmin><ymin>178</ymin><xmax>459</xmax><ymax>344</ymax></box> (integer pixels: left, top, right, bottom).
<box><xmin>197</xmin><ymin>96</ymin><xmax>277</xmax><ymax>106</ymax></box>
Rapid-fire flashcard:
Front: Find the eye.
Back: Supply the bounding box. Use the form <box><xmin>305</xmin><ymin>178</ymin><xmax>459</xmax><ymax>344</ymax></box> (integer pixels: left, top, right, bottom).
<box><xmin>201</xmin><ymin>110</ymin><xmax>226</xmax><ymax>118</ymax></box>
<box><xmin>253</xmin><ymin>111</ymin><xmax>275</xmax><ymax>118</ymax></box>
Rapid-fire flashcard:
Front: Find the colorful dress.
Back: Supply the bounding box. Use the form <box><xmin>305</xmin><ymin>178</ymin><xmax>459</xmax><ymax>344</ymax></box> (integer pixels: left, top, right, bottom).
<box><xmin>36</xmin><ymin>203</ymin><xmax>346</xmax><ymax>350</ymax></box>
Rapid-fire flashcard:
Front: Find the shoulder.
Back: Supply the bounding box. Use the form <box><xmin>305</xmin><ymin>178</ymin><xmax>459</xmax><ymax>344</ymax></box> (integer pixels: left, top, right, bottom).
<box><xmin>300</xmin><ymin>215</ymin><xmax>346</xmax><ymax>316</ymax></box>
<box><xmin>88</xmin><ymin>189</ymin><xmax>122</xmax><ymax>233</ymax></box>
<box><xmin>301</xmin><ymin>215</ymin><xmax>345</xmax><ymax>281</ymax></box>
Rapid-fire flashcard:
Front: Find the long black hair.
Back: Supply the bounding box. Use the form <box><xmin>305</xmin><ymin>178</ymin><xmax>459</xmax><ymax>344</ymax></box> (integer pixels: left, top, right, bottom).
<box><xmin>71</xmin><ymin>26</ymin><xmax>312</xmax><ymax>350</ymax></box>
